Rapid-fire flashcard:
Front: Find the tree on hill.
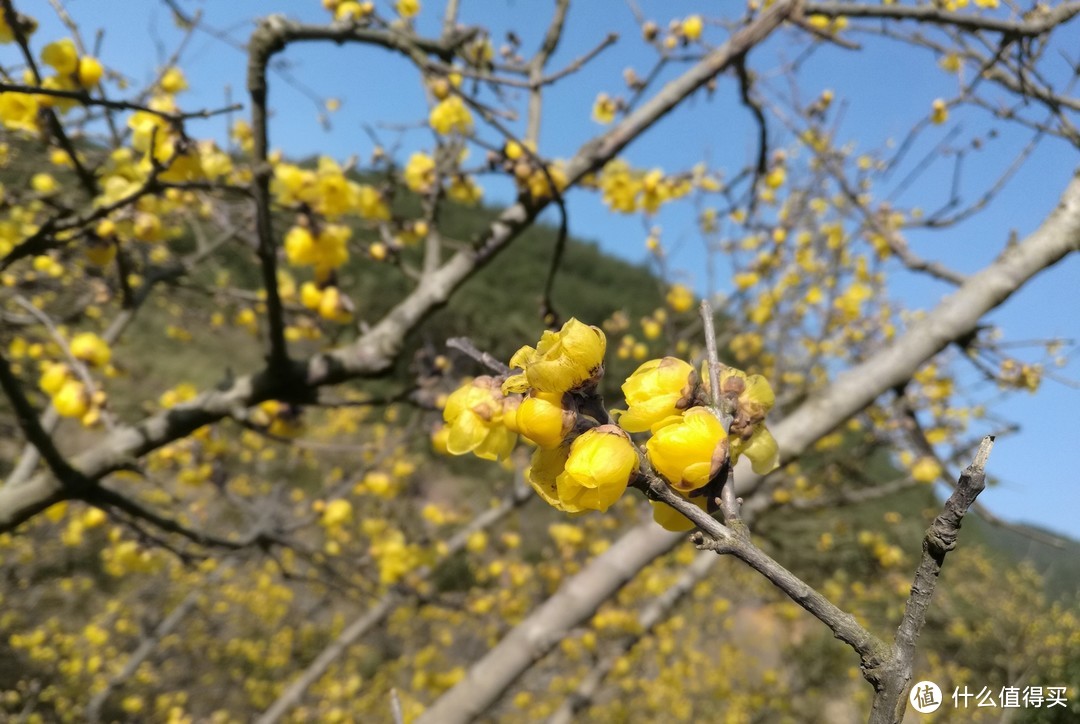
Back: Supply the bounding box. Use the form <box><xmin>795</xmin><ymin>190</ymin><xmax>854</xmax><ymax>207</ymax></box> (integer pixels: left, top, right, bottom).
<box><xmin>0</xmin><ymin>1</ymin><xmax>1078</xmax><ymax>722</ymax></box>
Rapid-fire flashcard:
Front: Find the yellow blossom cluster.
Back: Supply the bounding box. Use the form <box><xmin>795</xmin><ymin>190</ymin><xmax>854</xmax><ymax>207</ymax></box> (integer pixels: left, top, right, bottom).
<box><xmin>36</xmin><ymin>332</ymin><xmax>111</xmax><ymax>424</ymax></box>
<box><xmin>596</xmin><ymin>160</ymin><xmax>691</xmax><ymax>215</ymax></box>
<box><xmin>0</xmin><ymin>37</ymin><xmax>103</xmax><ymax>134</ymax></box>
<box><xmin>299</xmin><ymin>280</ymin><xmax>354</xmax><ymax>323</ymax></box>
<box><xmin>273</xmin><ymin>157</ymin><xmax>389</xmax><ymax>221</ymax></box>
<box><xmin>325</xmin><ymin>0</ymin><xmax>375</xmax><ymax>21</ymax></box>
<box><xmin>429</xmin><ymin>96</ymin><xmax>473</xmax><ymax>135</ymax></box>
<box><xmin>284</xmin><ymin>223</ymin><xmax>351</xmax><ymax>277</ymax></box>
<box><xmin>665</xmin><ymin>284</ymin><xmax>695</xmax><ymax>313</ymax></box>
<box><xmin>439</xmin><ymin>319</ymin><xmax>778</xmax><ymax>528</ymax></box>
<box><xmin>998</xmin><ymin>358</ymin><xmax>1042</xmax><ymax>392</ymax></box>
<box><xmin>404</xmin><ymin>151</ymin><xmax>437</xmax><ymax>193</ymax></box>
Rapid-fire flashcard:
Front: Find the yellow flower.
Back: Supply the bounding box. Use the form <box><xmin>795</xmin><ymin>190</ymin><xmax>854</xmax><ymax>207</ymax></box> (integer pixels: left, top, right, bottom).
<box><xmin>939</xmin><ymin>53</ymin><xmax>961</xmax><ymax>74</ymax></box>
<box><xmin>515</xmin><ymin>391</ymin><xmax>574</xmax><ymax>449</ymax></box>
<box><xmin>764</xmin><ymin>166</ymin><xmax>786</xmax><ymax>189</ymax></box>
<box><xmin>321</xmin><ymin>498</ymin><xmax>353</xmax><ymax>528</ymax></box>
<box><xmin>41</xmin><ymin>39</ymin><xmax>78</xmax><ymax>74</ymax></box>
<box><xmin>31</xmin><ymin>173</ymin><xmax>57</xmax><ymax>193</ymax></box>
<box><xmin>504</xmin><ymin>140</ymin><xmax>525</xmax><ymax>160</ymax></box>
<box><xmin>447</xmin><ymin>175</ymin><xmax>482</xmax><ymax>205</ymax></box>
<box><xmin>525</xmin><ymin>445</ymin><xmax>571</xmax><ymax>510</ymax></box>
<box><xmin>616</xmin><ymin>357</ymin><xmax>695</xmax><ymax>433</ymax></box>
<box><xmin>300</xmin><ymin>281</ymin><xmax>323</xmax><ymax>310</ymax></box>
<box><xmin>930</xmin><ymin>99</ymin><xmax>948</xmax><ymax>125</ymax></box>
<box><xmin>159</xmin><ymin>67</ymin><xmax>188</xmax><ymax>94</ymax></box>
<box><xmin>713</xmin><ymin>367</ymin><xmax>779</xmax><ymax>474</ymax></box>
<box><xmin>76</xmin><ymin>57</ymin><xmax>103</xmax><ymax>88</ymax></box>
<box><xmin>503</xmin><ymin>318</ymin><xmax>606</xmax><ymax>394</ymax></box>
<box><xmin>53</xmin><ymin>379</ymin><xmax>89</xmax><ymax>418</ymax></box>
<box><xmin>39</xmin><ymin>362</ymin><xmax>70</xmax><ymax>396</ymax></box>
<box><xmin>404</xmin><ymin>152</ymin><xmax>437</xmax><ymax>192</ymax></box>
<box><xmin>356</xmin><ymin>184</ymin><xmax>390</xmax><ymax>220</ymax></box>
<box><xmin>284</xmin><ymin>224</ymin><xmax>350</xmax><ymax>273</ymax></box>
<box><xmin>651</xmin><ymin>492</ymin><xmax>709</xmax><ymax>532</ymax></box>
<box><xmin>731</xmin><ymin>425</ymin><xmax>779</xmax><ymax>475</ymax></box>
<box><xmin>0</xmin><ymin>92</ymin><xmax>40</xmax><ymax>133</ymax></box>
<box><xmin>397</xmin><ymin>0</ymin><xmax>420</xmax><ymax>18</ymax></box>
<box><xmin>681</xmin><ymin>15</ymin><xmax>704</xmax><ymax>42</ymax></box>
<box><xmin>443</xmin><ymin>377</ymin><xmax>517</xmax><ymax>460</ymax></box>
<box><xmin>335</xmin><ymin>1</ymin><xmax>374</xmax><ymax>21</ymax></box>
<box><xmin>431</xmin><ymin>424</ymin><xmax>451</xmax><ymax>455</ymax></box>
<box><xmin>592</xmin><ymin>93</ymin><xmax>617</xmax><ymax>125</ymax></box>
<box><xmin>317</xmin><ymin>285</ymin><xmax>353</xmax><ymax>323</ymax></box>
<box><xmin>666</xmin><ymin>284</ymin><xmax>695</xmax><ymax>313</ymax></box>
<box><xmin>912</xmin><ymin>457</ymin><xmax>942</xmax><ymax>483</ymax></box>
<box><xmin>429</xmin><ymin>96</ymin><xmax>473</xmax><ymax>135</ymax></box>
<box><xmin>526</xmin><ymin>162</ymin><xmax>568</xmax><ymax>200</ymax></box>
<box><xmin>646</xmin><ymin>407</ymin><xmax>726</xmax><ymax>493</ymax></box>
<box><xmin>555</xmin><ymin>425</ymin><xmax>638</xmax><ymax>512</ymax></box>
<box><xmin>69</xmin><ymin>332</ymin><xmax>111</xmax><ymax>367</ymax></box>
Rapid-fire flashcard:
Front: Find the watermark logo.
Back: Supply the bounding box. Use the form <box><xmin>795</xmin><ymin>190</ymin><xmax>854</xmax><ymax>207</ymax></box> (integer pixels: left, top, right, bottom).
<box><xmin>911</xmin><ymin>681</ymin><xmax>943</xmax><ymax>713</ymax></box>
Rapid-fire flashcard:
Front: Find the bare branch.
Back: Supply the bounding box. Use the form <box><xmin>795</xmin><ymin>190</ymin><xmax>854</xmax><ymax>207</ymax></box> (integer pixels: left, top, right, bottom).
<box><xmin>0</xmin><ymin>83</ymin><xmax>242</xmax><ymax>121</ymax></box>
<box><xmin>868</xmin><ymin>436</ymin><xmax>994</xmax><ymax>722</ymax></box>
<box><xmin>803</xmin><ymin>1</ymin><xmax>1080</xmax><ymax>37</ymax></box>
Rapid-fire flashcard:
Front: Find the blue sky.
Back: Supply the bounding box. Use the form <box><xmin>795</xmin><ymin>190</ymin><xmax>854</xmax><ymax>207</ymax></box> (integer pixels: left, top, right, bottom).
<box><xmin>10</xmin><ymin>1</ymin><xmax>1079</xmax><ymax>540</ymax></box>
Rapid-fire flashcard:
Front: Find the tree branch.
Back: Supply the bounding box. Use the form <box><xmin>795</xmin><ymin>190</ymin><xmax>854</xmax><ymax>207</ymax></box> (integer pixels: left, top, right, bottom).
<box><xmin>868</xmin><ymin>436</ymin><xmax>994</xmax><ymax>723</ymax></box>
<box><xmin>803</xmin><ymin>1</ymin><xmax>1080</xmax><ymax>37</ymax></box>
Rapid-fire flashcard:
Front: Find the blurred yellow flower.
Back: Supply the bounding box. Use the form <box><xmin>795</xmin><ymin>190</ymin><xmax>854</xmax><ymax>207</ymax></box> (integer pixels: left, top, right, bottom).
<box><xmin>160</xmin><ymin>67</ymin><xmax>188</xmax><ymax>94</ymax></box>
<box><xmin>41</xmin><ymin>39</ymin><xmax>78</xmax><ymax>74</ymax></box>
<box><xmin>430</xmin><ymin>96</ymin><xmax>473</xmax><ymax>135</ymax></box>
<box><xmin>912</xmin><ymin>457</ymin><xmax>942</xmax><ymax>483</ymax></box>
<box><xmin>931</xmin><ymin>99</ymin><xmax>948</xmax><ymax>125</ymax></box>
<box><xmin>69</xmin><ymin>332</ymin><xmax>111</xmax><ymax>367</ymax></box>
<box><xmin>53</xmin><ymin>379</ymin><xmax>90</xmax><ymax>418</ymax></box>
<box><xmin>681</xmin><ymin>15</ymin><xmax>704</xmax><ymax>42</ymax></box>
<box><xmin>321</xmin><ymin>499</ymin><xmax>353</xmax><ymax>528</ymax></box>
<box><xmin>665</xmin><ymin>284</ymin><xmax>694</xmax><ymax>313</ymax></box>
<box><xmin>404</xmin><ymin>152</ymin><xmax>437</xmax><ymax>192</ymax></box>
<box><xmin>592</xmin><ymin>93</ymin><xmax>617</xmax><ymax>124</ymax></box>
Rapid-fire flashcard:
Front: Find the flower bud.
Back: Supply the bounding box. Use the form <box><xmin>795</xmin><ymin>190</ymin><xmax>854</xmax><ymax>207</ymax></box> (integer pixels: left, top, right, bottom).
<box><xmin>515</xmin><ymin>391</ymin><xmax>575</xmax><ymax>449</ymax></box>
<box><xmin>70</xmin><ymin>332</ymin><xmax>111</xmax><ymax>368</ymax></box>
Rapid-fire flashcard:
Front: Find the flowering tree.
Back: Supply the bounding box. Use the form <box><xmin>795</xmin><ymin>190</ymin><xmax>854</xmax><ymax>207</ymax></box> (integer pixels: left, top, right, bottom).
<box><xmin>1</xmin><ymin>1</ymin><xmax>1078</xmax><ymax>722</ymax></box>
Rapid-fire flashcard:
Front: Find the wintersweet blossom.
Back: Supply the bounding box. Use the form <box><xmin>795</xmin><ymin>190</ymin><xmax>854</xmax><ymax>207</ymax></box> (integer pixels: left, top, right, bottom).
<box><xmin>554</xmin><ymin>425</ymin><xmax>638</xmax><ymax>512</ymax></box>
<box><xmin>503</xmin><ymin>318</ymin><xmax>606</xmax><ymax>395</ymax></box>
<box><xmin>515</xmin><ymin>391</ymin><xmax>575</xmax><ymax>449</ymax></box>
<box><xmin>646</xmin><ymin>407</ymin><xmax>727</xmax><ymax>493</ymax></box>
<box><xmin>714</xmin><ymin>367</ymin><xmax>780</xmax><ymax>474</ymax></box>
<box><xmin>442</xmin><ymin>377</ymin><xmax>517</xmax><ymax>460</ymax></box>
<box><xmin>616</xmin><ymin>357</ymin><xmax>695</xmax><ymax>433</ymax></box>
